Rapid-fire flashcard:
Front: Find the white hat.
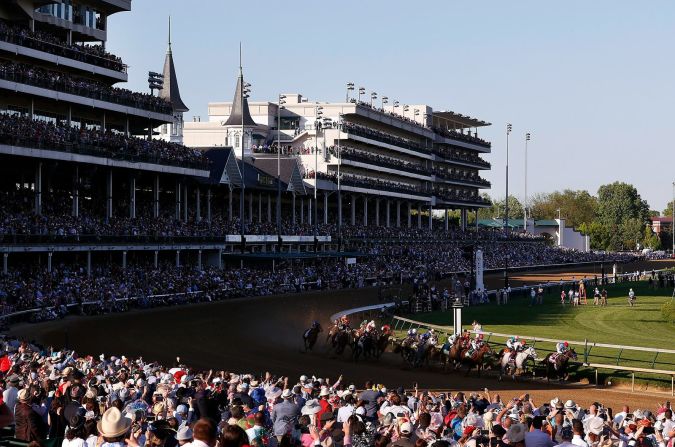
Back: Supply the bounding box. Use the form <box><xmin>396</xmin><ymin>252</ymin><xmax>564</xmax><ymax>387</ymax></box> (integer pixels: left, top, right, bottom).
<box><xmin>300</xmin><ymin>375</ymin><xmax>308</xmax><ymax>383</ymax></box>
<box><xmin>564</xmin><ymin>400</ymin><xmax>576</xmax><ymax>410</ymax></box>
<box><xmin>97</xmin><ymin>407</ymin><xmax>132</xmax><ymax>438</ymax></box>
<box><xmin>301</xmin><ymin>399</ymin><xmax>322</xmax><ymax>415</ymax></box>
<box><xmin>319</xmin><ymin>387</ymin><xmax>331</xmax><ymax>397</ymax></box>
<box><xmin>176</xmin><ymin>426</ymin><xmax>193</xmax><ymax>441</ymax></box>
<box><xmin>587</xmin><ymin>417</ymin><xmax>604</xmax><ymax>435</ymax></box>
<box><xmin>281</xmin><ymin>389</ymin><xmax>293</xmax><ymax>399</ymax></box>
<box><xmin>400</xmin><ymin>422</ymin><xmax>413</xmax><ymax>435</ymax></box>
<box><xmin>265</xmin><ymin>387</ymin><xmax>282</xmax><ymax>400</ymax></box>
<box><xmin>506</xmin><ymin>423</ymin><xmax>526</xmax><ymax>443</ymax></box>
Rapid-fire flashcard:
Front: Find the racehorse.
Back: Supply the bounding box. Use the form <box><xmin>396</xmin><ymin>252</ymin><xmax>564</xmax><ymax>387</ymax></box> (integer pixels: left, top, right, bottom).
<box><xmin>331</xmin><ymin>329</ymin><xmax>350</xmax><ymax>355</ymax></box>
<box><xmin>392</xmin><ymin>337</ymin><xmax>418</xmax><ymax>366</ymax></box>
<box><xmin>375</xmin><ymin>333</ymin><xmax>391</xmax><ymax>358</ymax></box>
<box><xmin>351</xmin><ymin>330</ymin><xmax>378</xmax><ymax>362</ymax></box>
<box><xmin>542</xmin><ymin>348</ymin><xmax>577</xmax><ymax>382</ymax></box>
<box><xmin>498</xmin><ymin>346</ymin><xmax>538</xmax><ymax>381</ymax></box>
<box><xmin>457</xmin><ymin>343</ymin><xmax>494</xmax><ymax>376</ymax></box>
<box><xmin>303</xmin><ymin>323</ymin><xmax>323</xmax><ymax>352</ymax></box>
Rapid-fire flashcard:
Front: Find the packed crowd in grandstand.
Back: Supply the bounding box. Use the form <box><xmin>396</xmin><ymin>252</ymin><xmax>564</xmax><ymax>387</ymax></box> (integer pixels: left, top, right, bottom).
<box><xmin>0</xmin><ymin>19</ymin><xmax>125</xmax><ymax>73</ymax></box>
<box><xmin>1</xmin><ymin>337</ymin><xmax>672</xmax><ymax>446</ymax></box>
<box><xmin>0</xmin><ymin>114</ymin><xmax>208</xmax><ymax>168</ymax></box>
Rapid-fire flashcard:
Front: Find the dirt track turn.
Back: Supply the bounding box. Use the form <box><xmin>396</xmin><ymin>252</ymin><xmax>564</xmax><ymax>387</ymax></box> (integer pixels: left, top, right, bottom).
<box><xmin>12</xmin><ymin>259</ymin><xmax>675</xmax><ymax>410</ymax></box>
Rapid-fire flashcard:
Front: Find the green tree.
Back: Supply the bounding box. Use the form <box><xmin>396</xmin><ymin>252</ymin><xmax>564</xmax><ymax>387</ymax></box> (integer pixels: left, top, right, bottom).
<box><xmin>597</xmin><ymin>182</ymin><xmax>650</xmax><ymax>228</ymax></box>
<box><xmin>530</xmin><ymin>189</ymin><xmax>598</xmax><ymax>229</ymax></box>
<box><xmin>643</xmin><ymin>225</ymin><xmax>662</xmax><ymax>250</ymax></box>
<box><xmin>664</xmin><ymin>200</ymin><xmax>674</xmax><ymax>218</ymax></box>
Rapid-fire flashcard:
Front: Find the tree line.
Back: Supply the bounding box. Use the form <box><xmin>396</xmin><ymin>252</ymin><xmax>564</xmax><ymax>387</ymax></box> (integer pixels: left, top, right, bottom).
<box><xmin>476</xmin><ymin>182</ymin><xmax>673</xmax><ymax>251</ymax></box>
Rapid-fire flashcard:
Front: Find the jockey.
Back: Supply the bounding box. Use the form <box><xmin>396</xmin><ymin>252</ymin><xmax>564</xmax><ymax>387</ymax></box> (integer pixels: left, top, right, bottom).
<box><xmin>471</xmin><ymin>320</ymin><xmax>482</xmax><ymax>333</ymax></box>
<box><xmin>506</xmin><ymin>336</ymin><xmax>524</xmax><ymax>353</ymax></box>
<box><xmin>406</xmin><ymin>328</ymin><xmax>417</xmax><ymax>342</ymax></box>
<box><xmin>339</xmin><ymin>315</ymin><xmax>350</xmax><ymax>328</ymax></box>
<box><xmin>556</xmin><ymin>341</ymin><xmax>569</xmax><ymax>354</ymax></box>
<box><xmin>366</xmin><ymin>320</ymin><xmax>376</xmax><ymax>332</ymax></box>
<box><xmin>381</xmin><ymin>324</ymin><xmax>391</xmax><ymax>335</ymax></box>
<box><xmin>466</xmin><ymin>333</ymin><xmax>485</xmax><ymax>357</ymax></box>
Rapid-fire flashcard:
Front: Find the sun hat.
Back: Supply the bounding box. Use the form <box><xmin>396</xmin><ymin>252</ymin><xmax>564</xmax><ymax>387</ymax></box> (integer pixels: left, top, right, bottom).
<box><xmin>176</xmin><ymin>404</ymin><xmax>188</xmax><ymax>414</ymax></box>
<box><xmin>587</xmin><ymin>417</ymin><xmax>604</xmax><ymax>435</ymax></box>
<box><xmin>301</xmin><ymin>399</ymin><xmax>322</xmax><ymax>415</ymax></box>
<box><xmin>319</xmin><ymin>387</ymin><xmax>331</xmax><ymax>397</ymax></box>
<box><xmin>176</xmin><ymin>426</ymin><xmax>193</xmax><ymax>441</ymax></box>
<box><xmin>400</xmin><ymin>422</ymin><xmax>413</xmax><ymax>435</ymax></box>
<box><xmin>506</xmin><ymin>423</ymin><xmax>526</xmax><ymax>443</ymax></box>
<box><xmin>7</xmin><ymin>374</ymin><xmax>20</xmax><ymax>385</ymax></box>
<box><xmin>564</xmin><ymin>400</ymin><xmax>576</xmax><ymax>410</ymax></box>
<box><xmin>17</xmin><ymin>389</ymin><xmax>30</xmax><ymax>402</ymax></box>
<box><xmin>97</xmin><ymin>407</ymin><xmax>132</xmax><ymax>438</ymax></box>
<box><xmin>281</xmin><ymin>389</ymin><xmax>293</xmax><ymax>399</ymax></box>
<box><xmin>265</xmin><ymin>387</ymin><xmax>282</xmax><ymax>400</ymax></box>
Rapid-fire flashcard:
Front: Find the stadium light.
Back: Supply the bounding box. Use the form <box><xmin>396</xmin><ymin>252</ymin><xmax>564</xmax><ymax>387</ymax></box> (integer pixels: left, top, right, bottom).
<box><xmin>346</xmin><ymin>82</ymin><xmax>354</xmax><ymax>102</ymax></box>
<box><xmin>504</xmin><ymin>122</ymin><xmax>512</xmax><ymax>288</ymax></box>
<box><xmin>276</xmin><ymin>94</ymin><xmax>287</xmax><ymax>238</ymax></box>
<box><xmin>524</xmin><ymin>132</ymin><xmax>531</xmax><ymax>232</ymax></box>
<box><xmin>148</xmin><ymin>71</ymin><xmax>163</xmax><ymax>95</ymax></box>
<box><xmin>672</xmin><ymin>182</ymin><xmax>674</xmax><ymax>255</ymax></box>
<box><xmin>314</xmin><ymin>104</ymin><xmax>323</xmax><ymax>239</ymax></box>
<box><xmin>403</xmin><ymin>104</ymin><xmax>409</xmax><ymax>118</ymax></box>
<box><xmin>381</xmin><ymin>96</ymin><xmax>388</xmax><ymax>110</ymax></box>
<box><xmin>358</xmin><ymin>87</ymin><xmax>365</xmax><ymax>102</ymax></box>
<box><xmin>370</xmin><ymin>91</ymin><xmax>377</xmax><ymax>107</ymax></box>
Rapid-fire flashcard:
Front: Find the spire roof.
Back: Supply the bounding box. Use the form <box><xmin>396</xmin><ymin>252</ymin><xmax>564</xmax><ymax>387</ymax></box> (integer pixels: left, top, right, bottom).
<box><xmin>159</xmin><ymin>17</ymin><xmax>189</xmax><ymax>113</ymax></box>
<box><xmin>223</xmin><ymin>70</ymin><xmax>256</xmax><ymax>127</ymax></box>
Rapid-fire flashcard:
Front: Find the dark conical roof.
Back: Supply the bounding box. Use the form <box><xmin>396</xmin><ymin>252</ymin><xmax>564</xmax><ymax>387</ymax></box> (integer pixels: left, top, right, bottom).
<box><xmin>223</xmin><ymin>71</ymin><xmax>256</xmax><ymax>127</ymax></box>
<box><xmin>159</xmin><ymin>43</ymin><xmax>189</xmax><ymax>112</ymax></box>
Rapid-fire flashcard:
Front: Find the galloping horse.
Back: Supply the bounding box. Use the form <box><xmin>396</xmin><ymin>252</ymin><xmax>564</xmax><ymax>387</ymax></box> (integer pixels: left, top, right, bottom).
<box><xmin>498</xmin><ymin>346</ymin><xmax>538</xmax><ymax>381</ymax></box>
<box><xmin>457</xmin><ymin>343</ymin><xmax>494</xmax><ymax>376</ymax></box>
<box><xmin>303</xmin><ymin>323</ymin><xmax>323</xmax><ymax>352</ymax></box>
<box><xmin>542</xmin><ymin>348</ymin><xmax>577</xmax><ymax>382</ymax></box>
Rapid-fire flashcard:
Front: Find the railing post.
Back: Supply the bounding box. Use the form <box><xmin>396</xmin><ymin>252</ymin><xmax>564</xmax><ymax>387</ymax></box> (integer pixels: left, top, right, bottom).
<box><xmin>631</xmin><ymin>373</ymin><xmax>635</xmax><ymax>392</ymax></box>
<box><xmin>584</xmin><ymin>338</ymin><xmax>588</xmax><ymax>364</ymax></box>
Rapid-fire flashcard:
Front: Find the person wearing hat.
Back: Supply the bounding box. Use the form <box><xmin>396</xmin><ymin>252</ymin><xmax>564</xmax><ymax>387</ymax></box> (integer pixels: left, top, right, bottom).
<box><xmin>390</xmin><ymin>421</ymin><xmax>416</xmax><ymax>447</ymax></box>
<box><xmin>316</xmin><ymin>387</ymin><xmax>332</xmax><ymax>429</ymax></box>
<box><xmin>3</xmin><ymin>374</ymin><xmax>20</xmax><ymax>415</ymax></box>
<box><xmin>145</xmin><ymin>419</ymin><xmax>177</xmax><ymax>447</ymax></box>
<box><xmin>63</xmin><ymin>414</ymin><xmax>87</xmax><ymax>447</ymax></box>
<box><xmin>14</xmin><ymin>388</ymin><xmax>47</xmax><ymax>442</ymax></box>
<box><xmin>98</xmin><ymin>407</ymin><xmax>132</xmax><ymax>446</ymax></box>
<box><xmin>271</xmin><ymin>388</ymin><xmax>300</xmax><ymax>431</ymax></box>
<box><xmin>505</xmin><ymin>423</ymin><xmax>526</xmax><ymax>447</ymax></box>
<box><xmin>176</xmin><ymin>426</ymin><xmax>193</xmax><ymax>446</ymax></box>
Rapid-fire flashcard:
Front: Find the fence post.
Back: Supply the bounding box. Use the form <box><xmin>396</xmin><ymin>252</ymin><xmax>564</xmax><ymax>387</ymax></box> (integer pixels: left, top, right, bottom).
<box><xmin>595</xmin><ymin>368</ymin><xmax>598</xmax><ymax>386</ymax></box>
<box><xmin>584</xmin><ymin>339</ymin><xmax>588</xmax><ymax>364</ymax></box>
<box><xmin>631</xmin><ymin>373</ymin><xmax>635</xmax><ymax>392</ymax></box>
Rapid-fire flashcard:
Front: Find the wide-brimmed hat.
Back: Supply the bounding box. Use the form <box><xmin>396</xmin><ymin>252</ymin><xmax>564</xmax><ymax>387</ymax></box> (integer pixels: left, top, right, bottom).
<box><xmin>265</xmin><ymin>387</ymin><xmax>282</xmax><ymax>400</ymax></box>
<box><xmin>97</xmin><ymin>407</ymin><xmax>132</xmax><ymax>438</ymax></box>
<box><xmin>7</xmin><ymin>374</ymin><xmax>20</xmax><ymax>385</ymax></box>
<box><xmin>281</xmin><ymin>389</ymin><xmax>293</xmax><ymax>399</ymax></box>
<box><xmin>506</xmin><ymin>423</ymin><xmax>526</xmax><ymax>443</ymax></box>
<box><xmin>564</xmin><ymin>400</ymin><xmax>576</xmax><ymax>410</ymax></box>
<box><xmin>587</xmin><ymin>417</ymin><xmax>604</xmax><ymax>435</ymax></box>
<box><xmin>176</xmin><ymin>426</ymin><xmax>193</xmax><ymax>441</ymax></box>
<box><xmin>319</xmin><ymin>387</ymin><xmax>331</xmax><ymax>397</ymax></box>
<box><xmin>301</xmin><ymin>399</ymin><xmax>322</xmax><ymax>415</ymax></box>
<box><xmin>17</xmin><ymin>388</ymin><xmax>30</xmax><ymax>402</ymax></box>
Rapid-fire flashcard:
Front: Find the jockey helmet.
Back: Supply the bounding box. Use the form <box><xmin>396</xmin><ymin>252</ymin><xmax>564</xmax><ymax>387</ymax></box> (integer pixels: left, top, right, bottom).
<box><xmin>407</xmin><ymin>329</ymin><xmax>415</xmax><ymax>336</ymax></box>
<box><xmin>477</xmin><ymin>333</ymin><xmax>484</xmax><ymax>340</ymax></box>
<box><xmin>563</xmin><ymin>341</ymin><xmax>569</xmax><ymax>347</ymax></box>
<box><xmin>421</xmin><ymin>333</ymin><xmax>430</xmax><ymax>340</ymax></box>
<box><xmin>521</xmin><ymin>339</ymin><xmax>526</xmax><ymax>345</ymax></box>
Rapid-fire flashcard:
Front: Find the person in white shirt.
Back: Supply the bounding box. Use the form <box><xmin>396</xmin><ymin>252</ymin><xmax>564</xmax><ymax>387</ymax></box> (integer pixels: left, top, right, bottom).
<box><xmin>3</xmin><ymin>375</ymin><xmax>19</xmax><ymax>414</ymax></box>
<box><xmin>613</xmin><ymin>406</ymin><xmax>629</xmax><ymax>428</ymax></box>
<box><xmin>557</xmin><ymin>425</ymin><xmax>577</xmax><ymax>447</ymax></box>
<box><xmin>336</xmin><ymin>394</ymin><xmax>355</xmax><ymax>423</ymax></box>
<box><xmin>572</xmin><ymin>420</ymin><xmax>589</xmax><ymax>447</ymax></box>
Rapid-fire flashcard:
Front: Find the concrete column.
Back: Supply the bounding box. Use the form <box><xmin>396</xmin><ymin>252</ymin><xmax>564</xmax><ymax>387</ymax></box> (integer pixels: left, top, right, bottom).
<box><xmin>106</xmin><ymin>169</ymin><xmax>113</xmax><ymax>221</ymax></box>
<box><xmin>207</xmin><ymin>188</ymin><xmax>212</xmax><ymax>223</ymax></box>
<box><xmin>300</xmin><ymin>197</ymin><xmax>304</xmax><ymax>223</ymax></box>
<box><xmin>175</xmin><ymin>250</ymin><xmax>180</xmax><ymax>267</ymax></box>
<box><xmin>34</xmin><ymin>162</ymin><xmax>42</xmax><ymax>215</ymax></box>
<box><xmin>47</xmin><ymin>252</ymin><xmax>52</xmax><ymax>272</ymax></box>
<box><xmin>153</xmin><ymin>174</ymin><xmax>160</xmax><ymax>219</ymax></box>
<box><xmin>417</xmin><ymin>204</ymin><xmax>422</xmax><ymax>229</ymax></box>
<box><xmin>445</xmin><ymin>209</ymin><xmax>449</xmax><ymax>231</ymax></box>
<box><xmin>338</xmin><ymin>193</ymin><xmax>342</xmax><ymax>226</ymax></box>
<box><xmin>72</xmin><ymin>166</ymin><xmax>79</xmax><ymax>218</ymax></box>
<box><xmin>122</xmin><ymin>251</ymin><xmax>127</xmax><ymax>269</ymax></box>
<box><xmin>3</xmin><ymin>253</ymin><xmax>8</xmax><ymax>275</ymax></box>
<box><xmin>428</xmin><ymin>205</ymin><xmax>433</xmax><ymax>229</ymax></box>
<box><xmin>407</xmin><ymin>202</ymin><xmax>412</xmax><ymax>228</ymax></box>
<box><xmin>363</xmin><ymin>196</ymin><xmax>368</xmax><ymax>226</ymax></box>
<box><xmin>323</xmin><ymin>193</ymin><xmax>329</xmax><ymax>224</ymax></box>
<box><xmin>267</xmin><ymin>194</ymin><xmax>272</xmax><ymax>223</ymax></box>
<box><xmin>375</xmin><ymin>199</ymin><xmax>380</xmax><ymax>226</ymax></box>
<box><xmin>183</xmin><ymin>183</ymin><xmax>188</xmax><ymax>222</ymax></box>
<box><xmin>351</xmin><ymin>195</ymin><xmax>356</xmax><ymax>226</ymax></box>
<box><xmin>396</xmin><ymin>201</ymin><xmax>401</xmax><ymax>228</ymax></box>
<box><xmin>175</xmin><ymin>181</ymin><xmax>181</xmax><ymax>220</ymax></box>
<box><xmin>258</xmin><ymin>193</ymin><xmax>263</xmax><ymax>224</ymax></box>
<box><xmin>461</xmin><ymin>208</ymin><xmax>468</xmax><ymax>231</ymax></box>
<box><xmin>87</xmin><ymin>251</ymin><xmax>91</xmax><ymax>277</ymax></box>
<box><xmin>129</xmin><ymin>176</ymin><xmax>136</xmax><ymax>219</ymax></box>
<box><xmin>386</xmin><ymin>200</ymin><xmax>391</xmax><ymax>227</ymax></box>
<box><xmin>248</xmin><ymin>192</ymin><xmax>253</xmax><ymax>223</ymax></box>
<box><xmin>197</xmin><ymin>249</ymin><xmax>202</xmax><ymax>270</ymax></box>
<box><xmin>154</xmin><ymin>250</ymin><xmax>159</xmax><ymax>268</ymax></box>
<box><xmin>292</xmin><ymin>193</ymin><xmax>297</xmax><ymax>224</ymax></box>
<box><xmin>228</xmin><ymin>188</ymin><xmax>233</xmax><ymax>220</ymax></box>
<box><xmin>196</xmin><ymin>188</ymin><xmax>201</xmax><ymax>222</ymax></box>
<box><xmin>308</xmin><ymin>198</ymin><xmax>312</xmax><ymax>225</ymax></box>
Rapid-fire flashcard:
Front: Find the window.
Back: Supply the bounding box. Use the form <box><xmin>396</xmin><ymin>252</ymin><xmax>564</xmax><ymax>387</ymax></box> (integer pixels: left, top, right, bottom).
<box><xmin>234</xmin><ymin>134</ymin><xmax>240</xmax><ymax>148</ymax></box>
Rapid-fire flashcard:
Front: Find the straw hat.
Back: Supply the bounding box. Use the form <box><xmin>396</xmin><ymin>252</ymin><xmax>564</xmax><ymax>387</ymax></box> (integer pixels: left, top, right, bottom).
<box><xmin>301</xmin><ymin>399</ymin><xmax>322</xmax><ymax>415</ymax></box>
<box><xmin>97</xmin><ymin>407</ymin><xmax>132</xmax><ymax>438</ymax></box>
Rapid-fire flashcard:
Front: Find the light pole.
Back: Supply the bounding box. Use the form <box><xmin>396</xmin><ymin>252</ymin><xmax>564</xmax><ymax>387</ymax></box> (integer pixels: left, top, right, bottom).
<box><xmin>337</xmin><ymin>113</ymin><xmax>343</xmax><ymax>242</ymax></box>
<box><xmin>414</xmin><ymin>108</ymin><xmax>420</xmax><ymax>126</ymax></box>
<box><xmin>393</xmin><ymin>100</ymin><xmax>400</xmax><ymax>116</ymax></box>
<box><xmin>358</xmin><ymin>87</ymin><xmax>365</xmax><ymax>103</ymax></box>
<box><xmin>239</xmin><ymin>78</ymin><xmax>251</xmax><ymax>253</ymax></box>
<box><xmin>402</xmin><ymin>104</ymin><xmax>409</xmax><ymax>119</ymax></box>
<box><xmin>504</xmin><ymin>123</ymin><xmax>512</xmax><ymax>288</ymax></box>
<box><xmin>276</xmin><ymin>94</ymin><xmax>286</xmax><ymax>238</ymax></box>
<box><xmin>370</xmin><ymin>92</ymin><xmax>377</xmax><ymax>107</ymax></box>
<box><xmin>672</xmin><ymin>182</ymin><xmax>674</xmax><ymax>254</ymax></box>
<box><xmin>346</xmin><ymin>82</ymin><xmax>354</xmax><ymax>102</ymax></box>
<box><xmin>314</xmin><ymin>104</ymin><xmax>323</xmax><ymax>240</ymax></box>
<box><xmin>381</xmin><ymin>96</ymin><xmax>388</xmax><ymax>110</ymax></box>
<box><xmin>524</xmin><ymin>132</ymin><xmax>531</xmax><ymax>232</ymax></box>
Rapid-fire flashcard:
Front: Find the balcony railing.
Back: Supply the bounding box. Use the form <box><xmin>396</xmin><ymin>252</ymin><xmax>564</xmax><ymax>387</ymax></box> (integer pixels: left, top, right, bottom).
<box><xmin>329</xmin><ymin>147</ymin><xmax>430</xmax><ymax>177</ymax></box>
<box><xmin>433</xmin><ymin>171</ymin><xmax>491</xmax><ymax>187</ymax></box>
<box><xmin>431</xmin><ymin>147</ymin><xmax>491</xmax><ymax>169</ymax></box>
<box><xmin>343</xmin><ymin>122</ymin><xmax>430</xmax><ymax>155</ymax></box>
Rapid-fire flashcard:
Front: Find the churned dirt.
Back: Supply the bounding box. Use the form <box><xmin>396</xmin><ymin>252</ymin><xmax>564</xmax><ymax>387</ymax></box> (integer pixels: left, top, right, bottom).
<box><xmin>12</xmin><ymin>259</ymin><xmax>675</xmax><ymax>411</ymax></box>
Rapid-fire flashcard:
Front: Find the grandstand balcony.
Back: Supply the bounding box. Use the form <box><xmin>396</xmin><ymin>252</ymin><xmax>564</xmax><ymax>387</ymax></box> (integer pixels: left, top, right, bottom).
<box><xmin>327</xmin><ymin>147</ymin><xmax>432</xmax><ymax>181</ymax></box>
<box><xmin>0</xmin><ymin>22</ymin><xmax>128</xmax><ymax>82</ymax></box>
<box><xmin>434</xmin><ymin>191</ymin><xmax>490</xmax><ymax>207</ymax></box>
<box><xmin>432</xmin><ymin>171</ymin><xmax>491</xmax><ymax>188</ymax></box>
<box><xmin>317</xmin><ymin>171</ymin><xmax>431</xmax><ymax>202</ymax></box>
<box><xmin>0</xmin><ymin>66</ymin><xmax>173</xmax><ymax>122</ymax></box>
<box><xmin>431</xmin><ymin>148</ymin><xmax>491</xmax><ymax>170</ymax></box>
<box><xmin>342</xmin><ymin>123</ymin><xmax>432</xmax><ymax>159</ymax></box>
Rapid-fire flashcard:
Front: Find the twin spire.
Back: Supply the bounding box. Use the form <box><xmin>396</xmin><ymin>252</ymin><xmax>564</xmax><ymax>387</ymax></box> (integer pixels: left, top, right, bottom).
<box><xmin>159</xmin><ymin>16</ymin><xmax>188</xmax><ymax>112</ymax></box>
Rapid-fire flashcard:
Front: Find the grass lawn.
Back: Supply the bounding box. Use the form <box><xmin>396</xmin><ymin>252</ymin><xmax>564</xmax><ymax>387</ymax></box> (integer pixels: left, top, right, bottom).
<box><xmin>394</xmin><ymin>280</ymin><xmax>675</xmax><ymax>388</ymax></box>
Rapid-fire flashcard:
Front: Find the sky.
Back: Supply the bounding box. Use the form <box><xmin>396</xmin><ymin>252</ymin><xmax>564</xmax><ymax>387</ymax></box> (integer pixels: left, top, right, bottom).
<box><xmin>107</xmin><ymin>1</ymin><xmax>675</xmax><ymax>212</ymax></box>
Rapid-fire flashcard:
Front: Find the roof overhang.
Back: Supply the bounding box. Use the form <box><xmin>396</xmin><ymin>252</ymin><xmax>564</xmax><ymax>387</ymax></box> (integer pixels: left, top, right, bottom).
<box><xmin>432</xmin><ymin>111</ymin><xmax>491</xmax><ymax>129</ymax></box>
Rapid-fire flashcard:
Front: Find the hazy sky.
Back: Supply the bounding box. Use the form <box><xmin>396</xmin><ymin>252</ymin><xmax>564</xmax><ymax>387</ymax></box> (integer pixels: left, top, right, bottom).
<box><xmin>107</xmin><ymin>1</ymin><xmax>675</xmax><ymax>212</ymax></box>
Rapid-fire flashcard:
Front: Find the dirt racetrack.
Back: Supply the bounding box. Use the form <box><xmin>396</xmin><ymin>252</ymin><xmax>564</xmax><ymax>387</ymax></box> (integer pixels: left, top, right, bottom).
<box><xmin>11</xmin><ymin>259</ymin><xmax>675</xmax><ymax>410</ymax></box>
